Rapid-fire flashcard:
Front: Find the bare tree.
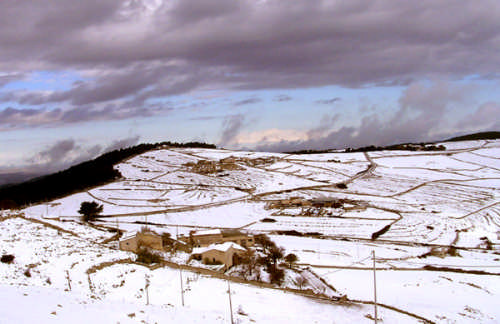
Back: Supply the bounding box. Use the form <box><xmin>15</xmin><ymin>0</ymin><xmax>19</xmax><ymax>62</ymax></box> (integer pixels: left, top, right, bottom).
<box><xmin>294</xmin><ymin>275</ymin><xmax>308</xmax><ymax>290</ymax></box>
<box><xmin>239</xmin><ymin>249</ymin><xmax>259</xmax><ymax>278</ymax></box>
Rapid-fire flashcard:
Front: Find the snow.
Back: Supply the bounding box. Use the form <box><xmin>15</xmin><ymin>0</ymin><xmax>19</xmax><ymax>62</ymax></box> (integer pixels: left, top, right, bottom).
<box><xmin>0</xmin><ymin>285</ymin><xmax>225</xmax><ymax>324</ymax></box>
<box><xmin>3</xmin><ymin>139</ymin><xmax>499</xmax><ymax>323</ymax></box>
<box><xmin>317</xmin><ymin>268</ymin><xmax>500</xmax><ymax>323</ymax></box>
<box><xmin>192</xmin><ymin>229</ymin><xmax>222</xmax><ymax>236</ymax></box>
<box><xmin>193</xmin><ymin>242</ymin><xmax>245</xmax><ymax>254</ymax></box>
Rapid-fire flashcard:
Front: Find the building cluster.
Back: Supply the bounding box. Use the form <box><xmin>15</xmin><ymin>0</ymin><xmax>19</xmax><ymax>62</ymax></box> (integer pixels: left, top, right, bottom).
<box><xmin>185</xmin><ymin>229</ymin><xmax>254</xmax><ymax>269</ymax></box>
<box><xmin>184</xmin><ymin>156</ymin><xmax>277</xmax><ymax>175</ymax></box>
<box><xmin>184</xmin><ymin>159</ymin><xmax>244</xmax><ymax>174</ymax></box>
<box><xmin>265</xmin><ymin>197</ymin><xmax>343</xmax><ymax>209</ymax></box>
<box><xmin>119</xmin><ymin>228</ymin><xmax>254</xmax><ymax>269</ymax></box>
<box><xmin>223</xmin><ymin>156</ymin><xmax>276</xmax><ymax>167</ymax></box>
<box><xmin>187</xmin><ymin>229</ymin><xmax>254</xmax><ymax>248</ymax></box>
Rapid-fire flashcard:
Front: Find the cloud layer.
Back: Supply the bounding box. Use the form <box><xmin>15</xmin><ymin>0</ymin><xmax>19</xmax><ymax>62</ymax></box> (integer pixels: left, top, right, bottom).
<box><xmin>250</xmin><ymin>82</ymin><xmax>500</xmax><ymax>152</ymax></box>
<box><xmin>27</xmin><ymin>135</ymin><xmax>141</xmax><ymax>174</ymax></box>
<box><xmin>1</xmin><ymin>0</ymin><xmax>499</xmax><ymax>160</ymax></box>
<box><xmin>1</xmin><ymin>1</ymin><xmax>500</xmax><ymax>120</ymax></box>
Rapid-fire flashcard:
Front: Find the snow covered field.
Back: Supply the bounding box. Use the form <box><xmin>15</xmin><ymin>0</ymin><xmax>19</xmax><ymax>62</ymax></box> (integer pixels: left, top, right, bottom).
<box><xmin>3</xmin><ymin>139</ymin><xmax>499</xmax><ymax>323</ymax></box>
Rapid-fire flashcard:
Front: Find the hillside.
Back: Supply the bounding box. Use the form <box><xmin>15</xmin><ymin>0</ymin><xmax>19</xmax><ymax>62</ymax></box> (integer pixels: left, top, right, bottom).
<box><xmin>447</xmin><ymin>131</ymin><xmax>500</xmax><ymax>142</ymax></box>
<box><xmin>0</xmin><ymin>141</ymin><xmax>215</xmax><ymax>208</ymax></box>
<box><xmin>1</xmin><ymin>138</ymin><xmax>500</xmax><ymax>323</ymax></box>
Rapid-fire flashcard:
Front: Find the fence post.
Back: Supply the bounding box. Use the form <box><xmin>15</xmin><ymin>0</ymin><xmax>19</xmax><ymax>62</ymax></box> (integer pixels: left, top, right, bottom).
<box><xmin>372</xmin><ymin>250</ymin><xmax>378</xmax><ymax>324</ymax></box>
<box><xmin>227</xmin><ymin>279</ymin><xmax>234</xmax><ymax>324</ymax></box>
<box><xmin>179</xmin><ymin>267</ymin><xmax>185</xmax><ymax>306</ymax></box>
<box><xmin>66</xmin><ymin>270</ymin><xmax>71</xmax><ymax>291</ymax></box>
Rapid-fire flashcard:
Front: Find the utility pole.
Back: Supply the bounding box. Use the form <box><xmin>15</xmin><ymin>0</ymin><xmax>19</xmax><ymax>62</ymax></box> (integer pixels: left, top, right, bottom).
<box><xmin>372</xmin><ymin>250</ymin><xmax>378</xmax><ymax>324</ymax></box>
<box><xmin>179</xmin><ymin>267</ymin><xmax>185</xmax><ymax>306</ymax></box>
<box><xmin>227</xmin><ymin>279</ymin><xmax>234</xmax><ymax>324</ymax></box>
<box><xmin>87</xmin><ymin>273</ymin><xmax>94</xmax><ymax>293</ymax></box>
<box><xmin>145</xmin><ymin>275</ymin><xmax>150</xmax><ymax>305</ymax></box>
<box><xmin>66</xmin><ymin>270</ymin><xmax>71</xmax><ymax>291</ymax></box>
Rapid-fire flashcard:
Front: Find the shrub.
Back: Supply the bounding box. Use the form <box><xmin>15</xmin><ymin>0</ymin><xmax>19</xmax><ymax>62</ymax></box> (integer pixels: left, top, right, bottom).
<box><xmin>136</xmin><ymin>248</ymin><xmax>162</xmax><ymax>264</ymax></box>
<box><xmin>269</xmin><ymin>267</ymin><xmax>285</xmax><ymax>285</ymax></box>
<box><xmin>1</xmin><ymin>254</ymin><xmax>15</xmax><ymax>263</ymax></box>
<box><xmin>277</xmin><ymin>230</ymin><xmax>303</xmax><ymax>236</ymax></box>
<box><xmin>284</xmin><ymin>253</ymin><xmax>299</xmax><ymax>268</ymax></box>
<box><xmin>336</xmin><ymin>183</ymin><xmax>347</xmax><ymax>189</ymax></box>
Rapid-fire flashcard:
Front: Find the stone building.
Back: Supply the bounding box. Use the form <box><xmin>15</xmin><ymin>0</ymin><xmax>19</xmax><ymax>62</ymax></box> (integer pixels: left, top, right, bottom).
<box><xmin>189</xmin><ymin>229</ymin><xmax>254</xmax><ymax>248</ymax></box>
<box><xmin>191</xmin><ymin>242</ymin><xmax>246</xmax><ymax>269</ymax></box>
<box><xmin>119</xmin><ymin>230</ymin><xmax>163</xmax><ymax>253</ymax></box>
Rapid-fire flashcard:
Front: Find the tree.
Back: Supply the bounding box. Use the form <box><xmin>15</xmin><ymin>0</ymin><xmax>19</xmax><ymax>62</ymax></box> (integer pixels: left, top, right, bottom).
<box><xmin>294</xmin><ymin>275</ymin><xmax>308</xmax><ymax>290</ymax></box>
<box><xmin>239</xmin><ymin>249</ymin><xmax>259</xmax><ymax>278</ymax></box>
<box><xmin>269</xmin><ymin>246</ymin><xmax>284</xmax><ymax>268</ymax></box>
<box><xmin>78</xmin><ymin>201</ymin><xmax>103</xmax><ymax>222</ymax></box>
<box><xmin>254</xmin><ymin>234</ymin><xmax>276</xmax><ymax>253</ymax></box>
<box><xmin>284</xmin><ymin>253</ymin><xmax>299</xmax><ymax>268</ymax></box>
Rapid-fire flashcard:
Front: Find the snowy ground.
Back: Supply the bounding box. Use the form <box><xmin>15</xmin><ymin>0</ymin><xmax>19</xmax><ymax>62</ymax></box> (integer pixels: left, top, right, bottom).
<box><xmin>6</xmin><ymin>138</ymin><xmax>500</xmax><ymax>323</ymax></box>
<box><xmin>1</xmin><ymin>217</ymin><xmax>414</xmax><ymax>324</ymax></box>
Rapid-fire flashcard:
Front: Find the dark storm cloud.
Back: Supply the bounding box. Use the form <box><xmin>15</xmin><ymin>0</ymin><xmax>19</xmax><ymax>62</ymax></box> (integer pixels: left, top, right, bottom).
<box><xmin>274</xmin><ymin>94</ymin><xmax>292</xmax><ymax>102</ymax></box>
<box><xmin>4</xmin><ymin>63</ymin><xmax>200</xmax><ymax>107</ymax></box>
<box><xmin>24</xmin><ymin>135</ymin><xmax>142</xmax><ymax>175</ymax></box>
<box><xmin>315</xmin><ymin>98</ymin><xmax>341</xmax><ymax>105</ymax></box>
<box><xmin>1</xmin><ymin>0</ymin><xmax>500</xmax><ymax>131</ymax></box>
<box><xmin>0</xmin><ymin>107</ymin><xmax>62</xmax><ymax>129</ymax></box>
<box><xmin>36</xmin><ymin>139</ymin><xmax>79</xmax><ymax>164</ymax></box>
<box><xmin>30</xmin><ymin>139</ymin><xmax>100</xmax><ymax>171</ymax></box>
<box><xmin>1</xmin><ymin>1</ymin><xmax>499</xmax><ymax>84</ymax></box>
<box><xmin>233</xmin><ymin>97</ymin><xmax>262</xmax><ymax>106</ymax></box>
<box><xmin>0</xmin><ymin>101</ymin><xmax>173</xmax><ymax>130</ymax></box>
<box><xmin>189</xmin><ymin>115</ymin><xmax>220</xmax><ymax>121</ymax></box>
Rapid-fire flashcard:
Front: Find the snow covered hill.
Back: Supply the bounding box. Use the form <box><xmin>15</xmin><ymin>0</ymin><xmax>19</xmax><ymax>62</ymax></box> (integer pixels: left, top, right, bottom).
<box><xmin>2</xmin><ymin>139</ymin><xmax>499</xmax><ymax>323</ymax></box>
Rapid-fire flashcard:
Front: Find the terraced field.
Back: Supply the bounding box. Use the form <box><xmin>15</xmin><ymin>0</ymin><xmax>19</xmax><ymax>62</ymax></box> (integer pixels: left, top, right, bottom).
<box><xmin>18</xmin><ymin>139</ymin><xmax>500</xmax><ymax>323</ymax></box>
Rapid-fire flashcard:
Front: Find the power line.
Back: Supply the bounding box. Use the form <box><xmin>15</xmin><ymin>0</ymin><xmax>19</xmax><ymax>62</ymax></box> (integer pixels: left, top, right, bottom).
<box><xmin>322</xmin><ymin>255</ymin><xmax>372</xmax><ymax>275</ymax></box>
<box><xmin>391</xmin><ymin>261</ymin><xmax>500</xmax><ymax>268</ymax></box>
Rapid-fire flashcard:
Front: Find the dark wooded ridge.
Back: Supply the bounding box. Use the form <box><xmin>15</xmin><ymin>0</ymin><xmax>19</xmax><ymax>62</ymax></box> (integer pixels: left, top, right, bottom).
<box><xmin>0</xmin><ymin>141</ymin><xmax>215</xmax><ymax>208</ymax></box>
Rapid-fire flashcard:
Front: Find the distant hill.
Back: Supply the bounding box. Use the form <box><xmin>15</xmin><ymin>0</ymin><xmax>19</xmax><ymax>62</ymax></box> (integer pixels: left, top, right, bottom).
<box><xmin>0</xmin><ymin>141</ymin><xmax>215</xmax><ymax>209</ymax></box>
<box><xmin>446</xmin><ymin>131</ymin><xmax>500</xmax><ymax>142</ymax></box>
<box><xmin>0</xmin><ymin>172</ymin><xmax>42</xmax><ymax>187</ymax></box>
<box><xmin>285</xmin><ymin>131</ymin><xmax>500</xmax><ymax>155</ymax></box>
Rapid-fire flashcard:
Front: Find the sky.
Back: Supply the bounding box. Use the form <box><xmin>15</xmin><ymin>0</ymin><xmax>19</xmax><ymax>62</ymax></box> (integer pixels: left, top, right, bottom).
<box><xmin>1</xmin><ymin>0</ymin><xmax>500</xmax><ymax>179</ymax></box>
